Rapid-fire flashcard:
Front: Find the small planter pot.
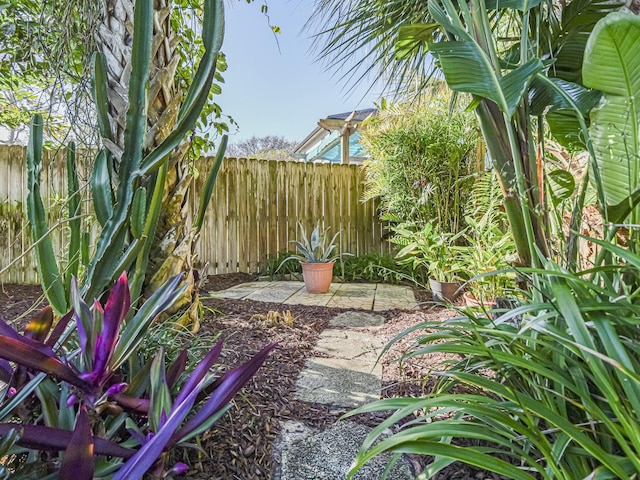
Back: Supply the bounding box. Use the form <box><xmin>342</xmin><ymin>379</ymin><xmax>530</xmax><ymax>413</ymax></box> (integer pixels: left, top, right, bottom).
<box><xmin>462</xmin><ymin>292</ymin><xmax>497</xmax><ymax>309</ymax></box>
<box><xmin>429</xmin><ymin>278</ymin><xmax>463</xmax><ymax>303</ymax></box>
<box><xmin>301</xmin><ymin>262</ymin><xmax>335</xmax><ymax>293</ymax></box>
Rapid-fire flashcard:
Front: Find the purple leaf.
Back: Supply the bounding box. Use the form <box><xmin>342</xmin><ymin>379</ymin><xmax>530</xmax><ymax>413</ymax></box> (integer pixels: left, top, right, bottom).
<box><xmin>168</xmin><ymin>462</ymin><xmax>189</xmax><ymax>475</ymax></box>
<box><xmin>60</xmin><ymin>407</ymin><xmax>94</xmax><ymax>480</ymax></box>
<box><xmin>46</xmin><ymin>310</ymin><xmax>74</xmax><ymax>349</ymax></box>
<box><xmin>90</xmin><ymin>272</ymin><xmax>130</xmax><ymax>386</ymax></box>
<box><xmin>0</xmin><ymin>423</ymin><xmax>135</xmax><ymax>459</ymax></box>
<box><xmin>0</xmin><ymin>358</ymin><xmax>13</xmax><ymax>383</ymax></box>
<box><xmin>0</xmin><ymin>336</ymin><xmax>92</xmax><ymax>392</ymax></box>
<box><xmin>112</xmin><ymin>378</ymin><xmax>204</xmax><ymax>480</ymax></box>
<box><xmin>126</xmin><ymin>428</ymin><xmax>147</xmax><ymax>447</ymax></box>
<box><xmin>174</xmin><ymin>339</ymin><xmax>223</xmax><ymax>406</ymax></box>
<box><xmin>111</xmin><ymin>393</ymin><xmax>150</xmax><ymax>414</ymax></box>
<box><xmin>105</xmin><ymin>382</ymin><xmax>128</xmax><ymax>396</ymax></box>
<box><xmin>166</xmin><ymin>348</ymin><xmax>188</xmax><ymax>388</ymax></box>
<box><xmin>172</xmin><ymin>343</ymin><xmax>277</xmax><ymax>443</ymax></box>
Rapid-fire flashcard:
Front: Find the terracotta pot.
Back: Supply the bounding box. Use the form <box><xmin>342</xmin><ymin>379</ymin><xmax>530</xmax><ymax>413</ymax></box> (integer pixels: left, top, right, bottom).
<box><xmin>462</xmin><ymin>291</ymin><xmax>496</xmax><ymax>308</ymax></box>
<box><xmin>301</xmin><ymin>262</ymin><xmax>335</xmax><ymax>293</ymax></box>
<box><xmin>429</xmin><ymin>278</ymin><xmax>462</xmax><ymax>303</ymax></box>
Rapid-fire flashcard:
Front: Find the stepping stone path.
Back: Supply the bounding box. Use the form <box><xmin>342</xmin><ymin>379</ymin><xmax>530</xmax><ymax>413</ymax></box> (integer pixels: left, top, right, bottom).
<box><xmin>211</xmin><ymin>281</ymin><xmax>418</xmax><ymax>311</ymax></box>
<box><xmin>276</xmin><ymin>311</ymin><xmax>415</xmax><ymax>480</ymax></box>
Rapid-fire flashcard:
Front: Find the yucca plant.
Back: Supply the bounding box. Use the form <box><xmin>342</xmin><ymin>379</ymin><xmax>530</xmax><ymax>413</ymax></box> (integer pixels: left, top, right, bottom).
<box><xmin>0</xmin><ymin>273</ymin><xmax>275</xmax><ymax>479</ymax></box>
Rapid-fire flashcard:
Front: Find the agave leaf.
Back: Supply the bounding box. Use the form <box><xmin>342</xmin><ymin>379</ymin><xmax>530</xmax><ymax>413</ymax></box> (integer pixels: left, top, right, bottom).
<box><xmin>60</xmin><ymin>407</ymin><xmax>94</xmax><ymax>480</ymax></box>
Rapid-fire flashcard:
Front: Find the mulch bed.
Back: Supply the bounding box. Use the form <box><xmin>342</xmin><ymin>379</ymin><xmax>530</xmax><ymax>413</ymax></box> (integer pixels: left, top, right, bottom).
<box><xmin>0</xmin><ymin>274</ymin><xmax>504</xmax><ymax>480</ymax></box>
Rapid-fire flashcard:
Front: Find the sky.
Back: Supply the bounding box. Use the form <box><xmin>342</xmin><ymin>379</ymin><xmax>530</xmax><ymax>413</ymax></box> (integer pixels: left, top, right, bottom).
<box><xmin>217</xmin><ymin>1</ymin><xmax>382</xmax><ymax>145</ymax></box>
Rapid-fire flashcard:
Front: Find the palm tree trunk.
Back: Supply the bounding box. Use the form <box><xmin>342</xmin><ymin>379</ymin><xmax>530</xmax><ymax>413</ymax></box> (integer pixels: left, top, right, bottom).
<box><xmin>97</xmin><ymin>0</ymin><xmax>202</xmax><ymax>328</ymax></box>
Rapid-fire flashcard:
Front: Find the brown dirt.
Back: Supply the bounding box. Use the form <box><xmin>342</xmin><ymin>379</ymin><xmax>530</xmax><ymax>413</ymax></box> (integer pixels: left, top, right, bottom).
<box><xmin>0</xmin><ymin>275</ymin><xmax>503</xmax><ymax>479</ymax></box>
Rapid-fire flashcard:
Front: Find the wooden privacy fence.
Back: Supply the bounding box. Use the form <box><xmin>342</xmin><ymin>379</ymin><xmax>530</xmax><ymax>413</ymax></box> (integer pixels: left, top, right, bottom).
<box><xmin>0</xmin><ymin>146</ymin><xmax>389</xmax><ymax>283</ymax></box>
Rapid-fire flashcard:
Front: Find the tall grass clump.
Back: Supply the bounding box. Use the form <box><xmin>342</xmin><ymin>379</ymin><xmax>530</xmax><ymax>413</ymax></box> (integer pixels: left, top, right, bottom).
<box><xmin>346</xmin><ymin>244</ymin><xmax>640</xmax><ymax>478</ymax></box>
<box><xmin>360</xmin><ymin>92</ymin><xmax>481</xmax><ymax>234</ymax></box>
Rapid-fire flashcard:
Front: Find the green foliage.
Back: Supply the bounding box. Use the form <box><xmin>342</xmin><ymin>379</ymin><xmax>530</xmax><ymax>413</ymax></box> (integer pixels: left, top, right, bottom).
<box><xmin>345</xmin><ymin>246</ymin><xmax>640</xmax><ymax>478</ymax></box>
<box><xmin>360</xmin><ymin>94</ymin><xmax>480</xmax><ymax>233</ymax></box>
<box><xmin>26</xmin><ymin>0</ymin><xmax>227</xmax><ymax>312</ymax></box>
<box><xmin>336</xmin><ymin>252</ymin><xmax>412</xmax><ymax>284</ymax></box>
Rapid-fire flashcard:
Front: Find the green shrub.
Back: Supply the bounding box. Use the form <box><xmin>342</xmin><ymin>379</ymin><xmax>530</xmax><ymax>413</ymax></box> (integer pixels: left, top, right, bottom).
<box><xmin>361</xmin><ymin>92</ymin><xmax>481</xmax><ymax>234</ymax></box>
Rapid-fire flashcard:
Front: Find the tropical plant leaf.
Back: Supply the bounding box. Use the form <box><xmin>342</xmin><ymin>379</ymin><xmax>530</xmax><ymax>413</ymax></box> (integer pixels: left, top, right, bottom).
<box><xmin>583</xmin><ymin>12</ymin><xmax>640</xmax><ymax>213</ymax></box>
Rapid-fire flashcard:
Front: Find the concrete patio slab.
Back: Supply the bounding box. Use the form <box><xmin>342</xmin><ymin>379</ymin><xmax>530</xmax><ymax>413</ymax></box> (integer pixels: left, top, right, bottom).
<box><xmin>210</xmin><ymin>281</ymin><xmax>418</xmax><ymax>311</ymax></box>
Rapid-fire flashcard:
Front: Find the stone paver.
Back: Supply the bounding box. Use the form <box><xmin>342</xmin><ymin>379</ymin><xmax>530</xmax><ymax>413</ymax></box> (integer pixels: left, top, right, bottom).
<box><xmin>284</xmin><ymin>283</ymin><xmax>340</xmax><ymax>306</ymax></box>
<box><xmin>210</xmin><ymin>281</ymin><xmax>417</xmax><ymax>311</ymax></box>
<box><xmin>245</xmin><ymin>281</ymin><xmax>304</xmax><ymax>303</ymax></box>
<box><xmin>329</xmin><ymin>311</ymin><xmax>384</xmax><ymax>328</ymax></box>
<box><xmin>294</xmin><ymin>358</ymin><xmax>381</xmax><ymax>408</ymax></box>
<box><xmin>210</xmin><ymin>281</ymin><xmax>273</xmax><ymax>299</ymax></box>
<box><xmin>277</xmin><ymin>420</ymin><xmax>414</xmax><ymax>480</ymax></box>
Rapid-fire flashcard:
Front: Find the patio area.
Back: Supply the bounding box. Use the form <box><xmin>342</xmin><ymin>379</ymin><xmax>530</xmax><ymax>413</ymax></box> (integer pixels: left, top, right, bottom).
<box><xmin>208</xmin><ymin>281</ymin><xmax>418</xmax><ymax>311</ymax></box>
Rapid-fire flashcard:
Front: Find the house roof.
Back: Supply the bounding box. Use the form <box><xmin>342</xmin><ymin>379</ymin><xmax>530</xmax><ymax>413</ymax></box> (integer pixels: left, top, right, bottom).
<box><xmin>293</xmin><ymin>108</ymin><xmax>377</xmax><ymax>163</ymax></box>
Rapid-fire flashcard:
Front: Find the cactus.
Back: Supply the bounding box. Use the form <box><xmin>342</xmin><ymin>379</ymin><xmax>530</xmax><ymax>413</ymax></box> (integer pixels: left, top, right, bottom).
<box><xmin>26</xmin><ymin>0</ymin><xmax>227</xmax><ymax>315</ymax></box>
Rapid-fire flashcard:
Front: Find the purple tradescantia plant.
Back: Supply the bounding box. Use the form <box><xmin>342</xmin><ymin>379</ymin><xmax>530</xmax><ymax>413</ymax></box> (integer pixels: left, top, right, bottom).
<box><xmin>0</xmin><ymin>272</ymin><xmax>278</xmax><ymax>480</ymax></box>
<box><xmin>74</xmin><ymin>271</ymin><xmax>130</xmax><ymax>391</ymax></box>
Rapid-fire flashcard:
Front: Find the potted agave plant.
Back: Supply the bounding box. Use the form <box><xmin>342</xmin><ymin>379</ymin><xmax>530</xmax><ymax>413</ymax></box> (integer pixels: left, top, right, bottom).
<box><xmin>279</xmin><ymin>222</ymin><xmax>345</xmax><ymax>293</ymax></box>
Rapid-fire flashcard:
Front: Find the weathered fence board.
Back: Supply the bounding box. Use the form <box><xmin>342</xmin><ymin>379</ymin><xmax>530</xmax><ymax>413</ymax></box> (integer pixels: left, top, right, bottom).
<box><xmin>1</xmin><ymin>147</ymin><xmax>389</xmax><ymax>283</ymax></box>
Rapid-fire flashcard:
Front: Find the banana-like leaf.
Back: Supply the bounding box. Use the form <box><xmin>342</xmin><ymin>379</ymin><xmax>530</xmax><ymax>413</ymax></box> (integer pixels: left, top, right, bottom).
<box><xmin>91</xmin><ymin>149</ymin><xmax>114</xmax><ymax>227</ymax></box>
<box><xmin>66</xmin><ymin>142</ymin><xmax>81</xmax><ymax>292</ymax></box>
<box><xmin>429</xmin><ymin>41</ymin><xmax>543</xmax><ymax>117</ymax></box>
<box><xmin>547</xmin><ymin>169</ymin><xmax>576</xmax><ymax>206</ymax></box>
<box><xmin>583</xmin><ymin>12</ymin><xmax>640</xmax><ymax>217</ymax></box>
<box><xmin>26</xmin><ymin>115</ymin><xmax>68</xmax><ymax>315</ymax></box>
<box><xmin>484</xmin><ymin>0</ymin><xmax>544</xmax><ymax>10</ymax></box>
<box><xmin>193</xmin><ymin>135</ymin><xmax>227</xmax><ymax>233</ymax></box>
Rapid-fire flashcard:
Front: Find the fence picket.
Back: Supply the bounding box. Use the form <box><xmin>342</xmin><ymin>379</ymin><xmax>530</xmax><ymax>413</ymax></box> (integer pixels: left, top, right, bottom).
<box><xmin>1</xmin><ymin>148</ymin><xmax>390</xmax><ymax>282</ymax></box>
